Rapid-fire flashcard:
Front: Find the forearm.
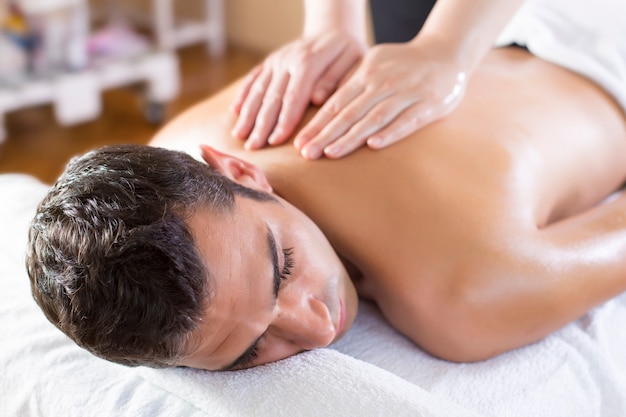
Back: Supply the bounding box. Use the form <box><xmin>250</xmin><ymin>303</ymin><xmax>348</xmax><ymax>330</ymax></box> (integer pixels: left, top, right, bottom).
<box><xmin>416</xmin><ymin>0</ymin><xmax>526</xmax><ymax>73</ymax></box>
<box><xmin>302</xmin><ymin>0</ymin><xmax>368</xmax><ymax>43</ymax></box>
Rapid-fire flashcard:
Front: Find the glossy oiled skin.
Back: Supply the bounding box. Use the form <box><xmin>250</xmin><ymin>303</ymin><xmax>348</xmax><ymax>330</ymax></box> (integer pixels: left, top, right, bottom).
<box><xmin>152</xmin><ymin>47</ymin><xmax>626</xmax><ymax>362</ymax></box>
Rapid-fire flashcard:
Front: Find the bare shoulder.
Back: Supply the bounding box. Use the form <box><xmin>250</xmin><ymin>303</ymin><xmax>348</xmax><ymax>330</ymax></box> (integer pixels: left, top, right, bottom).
<box><xmin>150</xmin><ymin>83</ymin><xmax>243</xmax><ymax>157</ymax></box>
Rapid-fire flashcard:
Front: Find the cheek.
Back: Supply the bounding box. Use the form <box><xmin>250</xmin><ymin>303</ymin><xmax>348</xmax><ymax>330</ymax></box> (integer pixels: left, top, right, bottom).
<box><xmin>296</xmin><ymin>246</ymin><xmax>338</xmax><ymax>293</ymax></box>
<box><xmin>260</xmin><ymin>335</ymin><xmax>303</xmax><ymax>365</ymax></box>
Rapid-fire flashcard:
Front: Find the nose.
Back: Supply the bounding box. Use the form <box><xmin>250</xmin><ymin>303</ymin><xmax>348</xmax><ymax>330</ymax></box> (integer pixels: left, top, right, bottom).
<box><xmin>272</xmin><ymin>295</ymin><xmax>336</xmax><ymax>350</ymax></box>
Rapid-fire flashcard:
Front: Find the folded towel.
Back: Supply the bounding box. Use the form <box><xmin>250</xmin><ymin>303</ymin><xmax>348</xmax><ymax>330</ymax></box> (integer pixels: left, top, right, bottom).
<box><xmin>333</xmin><ymin>299</ymin><xmax>626</xmax><ymax>417</ymax></box>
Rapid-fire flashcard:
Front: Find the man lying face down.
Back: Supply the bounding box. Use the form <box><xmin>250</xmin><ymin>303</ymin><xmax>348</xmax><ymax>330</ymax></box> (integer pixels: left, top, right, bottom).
<box><xmin>26</xmin><ymin>45</ymin><xmax>626</xmax><ymax>371</ymax></box>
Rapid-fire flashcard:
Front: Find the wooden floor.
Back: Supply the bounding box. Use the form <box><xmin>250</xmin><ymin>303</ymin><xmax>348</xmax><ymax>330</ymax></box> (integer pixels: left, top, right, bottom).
<box><xmin>0</xmin><ymin>44</ymin><xmax>262</xmax><ymax>185</ymax></box>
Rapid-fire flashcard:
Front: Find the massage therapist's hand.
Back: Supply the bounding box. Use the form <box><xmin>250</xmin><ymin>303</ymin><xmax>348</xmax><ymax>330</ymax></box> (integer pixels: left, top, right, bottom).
<box><xmin>230</xmin><ymin>31</ymin><xmax>366</xmax><ymax>150</ymax></box>
<box><xmin>293</xmin><ymin>39</ymin><xmax>468</xmax><ymax>160</ymax></box>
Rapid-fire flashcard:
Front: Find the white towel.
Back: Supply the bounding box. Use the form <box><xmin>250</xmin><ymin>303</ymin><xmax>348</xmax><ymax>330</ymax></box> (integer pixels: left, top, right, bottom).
<box><xmin>333</xmin><ymin>300</ymin><xmax>626</xmax><ymax>417</ymax></box>
<box><xmin>495</xmin><ymin>0</ymin><xmax>626</xmax><ymax>114</ymax></box>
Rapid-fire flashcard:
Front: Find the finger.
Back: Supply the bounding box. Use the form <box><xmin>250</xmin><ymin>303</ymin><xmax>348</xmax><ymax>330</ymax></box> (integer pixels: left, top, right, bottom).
<box><xmin>230</xmin><ymin>65</ymin><xmax>263</xmax><ymax>115</ymax></box>
<box><xmin>299</xmin><ymin>88</ymin><xmax>388</xmax><ymax>159</ymax></box>
<box><xmin>231</xmin><ymin>69</ymin><xmax>272</xmax><ymax>140</ymax></box>
<box><xmin>266</xmin><ymin>73</ymin><xmax>314</xmax><ymax>146</ymax></box>
<box><xmin>323</xmin><ymin>97</ymin><xmax>415</xmax><ymax>158</ymax></box>
<box><xmin>311</xmin><ymin>45</ymin><xmax>362</xmax><ymax>105</ymax></box>
<box><xmin>366</xmin><ymin>101</ymin><xmax>441</xmax><ymax>149</ymax></box>
<box><xmin>246</xmin><ymin>74</ymin><xmax>290</xmax><ymax>150</ymax></box>
<box><xmin>322</xmin><ymin>128</ymin><xmax>369</xmax><ymax>160</ymax></box>
<box><xmin>293</xmin><ymin>81</ymin><xmax>365</xmax><ymax>151</ymax></box>
<box><xmin>268</xmin><ymin>39</ymin><xmax>356</xmax><ymax>145</ymax></box>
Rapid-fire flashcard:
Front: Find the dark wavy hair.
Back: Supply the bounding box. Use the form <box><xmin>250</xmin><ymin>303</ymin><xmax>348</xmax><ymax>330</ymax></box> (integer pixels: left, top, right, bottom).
<box><xmin>26</xmin><ymin>144</ymin><xmax>273</xmax><ymax>367</ymax></box>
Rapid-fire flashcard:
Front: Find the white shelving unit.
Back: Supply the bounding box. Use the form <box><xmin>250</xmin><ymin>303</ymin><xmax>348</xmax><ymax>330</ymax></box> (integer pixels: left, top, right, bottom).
<box><xmin>0</xmin><ymin>52</ymin><xmax>180</xmax><ymax>141</ymax></box>
<box><xmin>153</xmin><ymin>0</ymin><xmax>226</xmax><ymax>57</ymax></box>
<box><xmin>0</xmin><ymin>0</ymin><xmax>225</xmax><ymax>143</ymax></box>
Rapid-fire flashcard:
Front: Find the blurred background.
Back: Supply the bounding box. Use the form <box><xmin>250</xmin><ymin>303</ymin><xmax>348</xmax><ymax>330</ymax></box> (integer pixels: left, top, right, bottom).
<box><xmin>0</xmin><ymin>0</ymin><xmax>308</xmax><ymax>184</ymax></box>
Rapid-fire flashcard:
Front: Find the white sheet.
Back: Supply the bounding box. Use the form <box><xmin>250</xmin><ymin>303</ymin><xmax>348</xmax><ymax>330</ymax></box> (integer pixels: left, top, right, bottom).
<box><xmin>495</xmin><ymin>0</ymin><xmax>626</xmax><ymax>113</ymax></box>
<box><xmin>2</xmin><ymin>173</ymin><xmax>626</xmax><ymax>417</ymax></box>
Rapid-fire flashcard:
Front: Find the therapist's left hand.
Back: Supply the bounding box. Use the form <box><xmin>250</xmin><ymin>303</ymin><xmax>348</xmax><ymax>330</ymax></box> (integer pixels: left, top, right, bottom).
<box><xmin>293</xmin><ymin>39</ymin><xmax>468</xmax><ymax>159</ymax></box>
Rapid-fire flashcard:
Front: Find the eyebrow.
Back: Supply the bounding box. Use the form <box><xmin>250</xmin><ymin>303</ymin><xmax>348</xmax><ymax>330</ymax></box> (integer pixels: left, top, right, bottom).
<box><xmin>220</xmin><ymin>225</ymin><xmax>281</xmax><ymax>371</ymax></box>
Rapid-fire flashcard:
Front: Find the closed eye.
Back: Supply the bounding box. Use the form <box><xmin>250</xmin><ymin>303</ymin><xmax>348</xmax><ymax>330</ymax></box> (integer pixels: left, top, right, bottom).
<box><xmin>231</xmin><ymin>246</ymin><xmax>293</xmax><ymax>370</ymax></box>
<box><xmin>279</xmin><ymin>247</ymin><xmax>294</xmax><ymax>284</ymax></box>
<box><xmin>229</xmin><ymin>230</ymin><xmax>296</xmax><ymax>370</ymax></box>
<box><xmin>231</xmin><ymin>341</ymin><xmax>260</xmax><ymax>370</ymax></box>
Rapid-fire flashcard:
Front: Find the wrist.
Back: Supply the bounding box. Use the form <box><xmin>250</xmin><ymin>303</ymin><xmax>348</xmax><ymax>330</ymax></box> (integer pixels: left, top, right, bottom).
<box><xmin>407</xmin><ymin>33</ymin><xmax>475</xmax><ymax>75</ymax></box>
<box><xmin>412</xmin><ymin>0</ymin><xmax>526</xmax><ymax>75</ymax></box>
<box><xmin>302</xmin><ymin>0</ymin><xmax>368</xmax><ymax>44</ymax></box>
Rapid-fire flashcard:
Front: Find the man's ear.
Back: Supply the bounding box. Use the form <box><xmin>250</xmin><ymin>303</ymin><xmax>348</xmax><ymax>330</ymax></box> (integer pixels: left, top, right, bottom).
<box><xmin>200</xmin><ymin>145</ymin><xmax>273</xmax><ymax>192</ymax></box>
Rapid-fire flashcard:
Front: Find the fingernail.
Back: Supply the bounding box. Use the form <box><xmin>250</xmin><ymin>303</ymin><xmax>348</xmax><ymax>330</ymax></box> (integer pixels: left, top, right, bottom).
<box><xmin>313</xmin><ymin>89</ymin><xmax>326</xmax><ymax>103</ymax></box>
<box><xmin>268</xmin><ymin>129</ymin><xmax>282</xmax><ymax>145</ymax></box>
<box><xmin>324</xmin><ymin>145</ymin><xmax>340</xmax><ymax>158</ymax></box>
<box><xmin>302</xmin><ymin>145</ymin><xmax>320</xmax><ymax>159</ymax></box>
<box><xmin>232</xmin><ymin>124</ymin><xmax>244</xmax><ymax>138</ymax></box>
<box><xmin>246</xmin><ymin>137</ymin><xmax>259</xmax><ymax>149</ymax></box>
<box><xmin>367</xmin><ymin>137</ymin><xmax>383</xmax><ymax>148</ymax></box>
<box><xmin>293</xmin><ymin>134</ymin><xmax>308</xmax><ymax>149</ymax></box>
<box><xmin>247</xmin><ymin>135</ymin><xmax>262</xmax><ymax>150</ymax></box>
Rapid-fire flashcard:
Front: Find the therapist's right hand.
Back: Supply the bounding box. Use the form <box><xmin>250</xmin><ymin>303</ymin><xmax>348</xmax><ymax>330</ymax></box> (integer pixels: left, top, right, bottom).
<box><xmin>230</xmin><ymin>31</ymin><xmax>366</xmax><ymax>150</ymax></box>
